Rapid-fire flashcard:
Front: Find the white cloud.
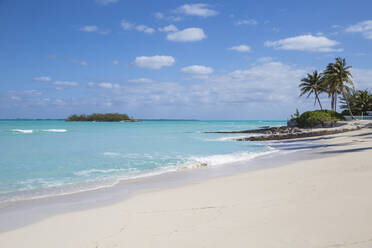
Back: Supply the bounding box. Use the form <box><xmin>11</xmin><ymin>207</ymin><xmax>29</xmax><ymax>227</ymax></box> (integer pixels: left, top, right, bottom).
<box><xmin>154</xmin><ymin>12</ymin><xmax>181</xmax><ymax>22</ymax></box>
<box><xmin>78</xmin><ymin>25</ymin><xmax>110</xmax><ymax>35</ymax></box>
<box><xmin>133</xmin><ymin>55</ymin><xmax>175</xmax><ymax>69</ymax></box>
<box><xmin>121</xmin><ymin>20</ymin><xmax>155</xmax><ymax>34</ymax></box>
<box><xmin>158</xmin><ymin>24</ymin><xmax>178</xmax><ymax>33</ymax></box>
<box><xmin>352</xmin><ymin>68</ymin><xmax>372</xmax><ymax>89</ymax></box>
<box><xmin>181</xmin><ymin>65</ymin><xmax>213</xmax><ymax>74</ymax></box>
<box><xmin>79</xmin><ymin>25</ymin><xmax>99</xmax><ymax>32</ymax></box>
<box><xmin>346</xmin><ymin>20</ymin><xmax>372</xmax><ymax>39</ymax></box>
<box><xmin>54</xmin><ymin>99</ymin><xmax>66</xmax><ymax>106</ymax></box>
<box><xmin>234</xmin><ymin>19</ymin><xmax>257</xmax><ymax>26</ymax></box>
<box><xmin>11</xmin><ymin>96</ymin><xmax>21</xmax><ymax>101</ymax></box>
<box><xmin>128</xmin><ymin>78</ymin><xmax>154</xmax><ymax>83</ymax></box>
<box><xmin>112</xmin><ymin>60</ymin><xmax>119</xmax><ymax>65</ymax></box>
<box><xmin>265</xmin><ymin>35</ymin><xmax>343</xmax><ymax>52</ymax></box>
<box><xmin>53</xmin><ymin>81</ymin><xmax>79</xmax><ymax>86</ymax></box>
<box><xmin>23</xmin><ymin>90</ymin><xmax>43</xmax><ymax>96</ymax></box>
<box><xmin>135</xmin><ymin>25</ymin><xmax>155</xmax><ymax>34</ymax></box>
<box><xmin>175</xmin><ymin>4</ymin><xmax>218</xmax><ymax>17</ymax></box>
<box><xmin>166</xmin><ymin>28</ymin><xmax>206</xmax><ymax>42</ymax></box>
<box><xmin>87</xmin><ymin>82</ymin><xmax>95</xmax><ymax>87</ymax></box>
<box><xmin>95</xmin><ymin>0</ymin><xmax>118</xmax><ymax>5</ymax></box>
<box><xmin>229</xmin><ymin>45</ymin><xmax>251</xmax><ymax>52</ymax></box>
<box><xmin>121</xmin><ymin>20</ymin><xmax>133</xmax><ymax>30</ymax></box>
<box><xmin>55</xmin><ymin>87</ymin><xmax>63</xmax><ymax>91</ymax></box>
<box><xmin>272</xmin><ymin>27</ymin><xmax>280</xmax><ymax>33</ymax></box>
<box><xmin>80</xmin><ymin>61</ymin><xmax>88</xmax><ymax>66</ymax></box>
<box><xmin>98</xmin><ymin>82</ymin><xmax>120</xmax><ymax>89</ymax></box>
<box><xmin>33</xmin><ymin>76</ymin><xmax>52</xmax><ymax>82</ymax></box>
<box><xmin>257</xmin><ymin>57</ymin><xmax>273</xmax><ymax>63</ymax></box>
<box><xmin>154</xmin><ymin>12</ymin><xmax>164</xmax><ymax>19</ymax></box>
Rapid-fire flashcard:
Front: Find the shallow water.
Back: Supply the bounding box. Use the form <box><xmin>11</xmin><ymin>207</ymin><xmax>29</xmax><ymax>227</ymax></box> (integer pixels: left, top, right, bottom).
<box><xmin>0</xmin><ymin>120</ymin><xmax>285</xmax><ymax>202</ymax></box>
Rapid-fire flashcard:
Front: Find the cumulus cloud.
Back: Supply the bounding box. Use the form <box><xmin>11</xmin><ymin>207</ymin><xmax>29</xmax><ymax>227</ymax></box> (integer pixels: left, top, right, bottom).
<box><xmin>257</xmin><ymin>57</ymin><xmax>273</xmax><ymax>63</ymax></box>
<box><xmin>78</xmin><ymin>25</ymin><xmax>110</xmax><ymax>35</ymax></box>
<box><xmin>352</xmin><ymin>68</ymin><xmax>372</xmax><ymax>89</ymax></box>
<box><xmin>128</xmin><ymin>78</ymin><xmax>154</xmax><ymax>83</ymax></box>
<box><xmin>133</xmin><ymin>55</ymin><xmax>175</xmax><ymax>69</ymax></box>
<box><xmin>234</xmin><ymin>19</ymin><xmax>257</xmax><ymax>26</ymax></box>
<box><xmin>346</xmin><ymin>20</ymin><xmax>372</xmax><ymax>39</ymax></box>
<box><xmin>153</xmin><ymin>12</ymin><xmax>181</xmax><ymax>22</ymax></box>
<box><xmin>79</xmin><ymin>25</ymin><xmax>99</xmax><ymax>32</ymax></box>
<box><xmin>33</xmin><ymin>76</ymin><xmax>52</xmax><ymax>82</ymax></box>
<box><xmin>154</xmin><ymin>12</ymin><xmax>164</xmax><ymax>19</ymax></box>
<box><xmin>86</xmin><ymin>61</ymin><xmax>310</xmax><ymax>119</ymax></box>
<box><xmin>98</xmin><ymin>82</ymin><xmax>120</xmax><ymax>89</ymax></box>
<box><xmin>229</xmin><ymin>45</ymin><xmax>251</xmax><ymax>52</ymax></box>
<box><xmin>181</xmin><ymin>65</ymin><xmax>213</xmax><ymax>74</ymax></box>
<box><xmin>95</xmin><ymin>0</ymin><xmax>118</xmax><ymax>5</ymax></box>
<box><xmin>121</xmin><ymin>20</ymin><xmax>155</xmax><ymax>34</ymax></box>
<box><xmin>175</xmin><ymin>3</ymin><xmax>218</xmax><ymax>17</ymax></box>
<box><xmin>166</xmin><ymin>28</ymin><xmax>206</xmax><ymax>42</ymax></box>
<box><xmin>53</xmin><ymin>81</ymin><xmax>79</xmax><ymax>86</ymax></box>
<box><xmin>265</xmin><ymin>35</ymin><xmax>343</xmax><ymax>52</ymax></box>
<box><xmin>135</xmin><ymin>25</ymin><xmax>155</xmax><ymax>34</ymax></box>
<box><xmin>158</xmin><ymin>24</ymin><xmax>178</xmax><ymax>33</ymax></box>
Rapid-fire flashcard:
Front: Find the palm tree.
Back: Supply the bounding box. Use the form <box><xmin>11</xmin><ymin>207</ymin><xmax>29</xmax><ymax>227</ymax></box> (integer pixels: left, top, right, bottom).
<box><xmin>322</xmin><ymin>57</ymin><xmax>355</xmax><ymax>119</ymax></box>
<box><xmin>299</xmin><ymin>70</ymin><xmax>324</xmax><ymax>110</ymax></box>
<box><xmin>340</xmin><ymin>90</ymin><xmax>372</xmax><ymax>115</ymax></box>
<box><xmin>355</xmin><ymin>90</ymin><xmax>372</xmax><ymax>115</ymax></box>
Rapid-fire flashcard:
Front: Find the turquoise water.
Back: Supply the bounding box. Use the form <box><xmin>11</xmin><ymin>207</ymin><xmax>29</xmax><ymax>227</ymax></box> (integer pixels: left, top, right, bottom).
<box><xmin>0</xmin><ymin>120</ymin><xmax>285</xmax><ymax>202</ymax></box>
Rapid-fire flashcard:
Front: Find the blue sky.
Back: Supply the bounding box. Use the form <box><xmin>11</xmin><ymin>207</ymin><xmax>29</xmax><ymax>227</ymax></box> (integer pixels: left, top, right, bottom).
<box><xmin>1</xmin><ymin>0</ymin><xmax>372</xmax><ymax>119</ymax></box>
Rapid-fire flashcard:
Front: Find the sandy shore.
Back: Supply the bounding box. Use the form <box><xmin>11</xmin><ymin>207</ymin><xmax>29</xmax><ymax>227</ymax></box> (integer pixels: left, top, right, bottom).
<box><xmin>1</xmin><ymin>127</ymin><xmax>372</xmax><ymax>247</ymax></box>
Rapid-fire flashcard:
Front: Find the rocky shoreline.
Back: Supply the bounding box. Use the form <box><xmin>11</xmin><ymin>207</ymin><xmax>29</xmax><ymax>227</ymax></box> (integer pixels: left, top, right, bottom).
<box><xmin>205</xmin><ymin>121</ymin><xmax>372</xmax><ymax>141</ymax></box>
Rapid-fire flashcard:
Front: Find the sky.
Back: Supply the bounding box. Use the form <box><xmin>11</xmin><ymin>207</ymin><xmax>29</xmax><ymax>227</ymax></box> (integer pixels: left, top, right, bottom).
<box><xmin>0</xmin><ymin>0</ymin><xmax>372</xmax><ymax>120</ymax></box>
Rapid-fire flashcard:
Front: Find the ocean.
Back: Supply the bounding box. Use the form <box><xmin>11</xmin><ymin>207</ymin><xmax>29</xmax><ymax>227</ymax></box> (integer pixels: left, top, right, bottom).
<box><xmin>0</xmin><ymin>120</ymin><xmax>285</xmax><ymax>203</ymax></box>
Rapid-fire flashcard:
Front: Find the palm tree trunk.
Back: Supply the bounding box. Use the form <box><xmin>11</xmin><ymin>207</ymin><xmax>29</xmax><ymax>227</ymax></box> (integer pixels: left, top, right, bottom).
<box><xmin>334</xmin><ymin>93</ymin><xmax>338</xmax><ymax>111</ymax></box>
<box><xmin>342</xmin><ymin>90</ymin><xmax>355</xmax><ymax>119</ymax></box>
<box><xmin>315</xmin><ymin>91</ymin><xmax>323</xmax><ymax>110</ymax></box>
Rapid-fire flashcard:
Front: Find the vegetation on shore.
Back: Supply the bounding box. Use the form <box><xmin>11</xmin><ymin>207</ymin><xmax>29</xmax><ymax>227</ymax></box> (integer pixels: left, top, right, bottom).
<box><xmin>340</xmin><ymin>90</ymin><xmax>372</xmax><ymax>116</ymax></box>
<box><xmin>299</xmin><ymin>57</ymin><xmax>355</xmax><ymax>118</ymax></box>
<box><xmin>66</xmin><ymin>113</ymin><xmax>136</xmax><ymax>122</ymax></box>
<box><xmin>294</xmin><ymin>57</ymin><xmax>372</xmax><ymax>127</ymax></box>
<box><xmin>296</xmin><ymin>110</ymin><xmax>344</xmax><ymax>128</ymax></box>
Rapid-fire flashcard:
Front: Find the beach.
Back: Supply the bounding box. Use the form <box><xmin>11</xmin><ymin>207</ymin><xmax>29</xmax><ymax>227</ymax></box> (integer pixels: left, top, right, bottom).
<box><xmin>1</xmin><ymin>126</ymin><xmax>372</xmax><ymax>247</ymax></box>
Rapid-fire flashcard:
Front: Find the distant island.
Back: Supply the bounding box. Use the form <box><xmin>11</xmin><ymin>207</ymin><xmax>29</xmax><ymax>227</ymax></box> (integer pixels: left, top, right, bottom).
<box><xmin>66</xmin><ymin>113</ymin><xmax>138</xmax><ymax>122</ymax></box>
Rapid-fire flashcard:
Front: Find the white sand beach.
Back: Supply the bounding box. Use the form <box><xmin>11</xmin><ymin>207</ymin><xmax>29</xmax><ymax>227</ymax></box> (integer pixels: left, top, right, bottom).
<box><xmin>1</xmin><ymin>127</ymin><xmax>372</xmax><ymax>248</ymax></box>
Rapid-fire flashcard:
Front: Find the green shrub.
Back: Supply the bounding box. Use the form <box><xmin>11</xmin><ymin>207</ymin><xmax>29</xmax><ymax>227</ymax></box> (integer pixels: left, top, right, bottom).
<box><xmin>298</xmin><ymin>110</ymin><xmax>344</xmax><ymax>128</ymax></box>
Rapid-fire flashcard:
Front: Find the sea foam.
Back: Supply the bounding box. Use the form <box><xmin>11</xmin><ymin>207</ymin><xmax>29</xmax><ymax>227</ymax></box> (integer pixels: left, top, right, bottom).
<box><xmin>42</xmin><ymin>129</ymin><xmax>67</xmax><ymax>133</ymax></box>
<box><xmin>11</xmin><ymin>129</ymin><xmax>33</xmax><ymax>134</ymax></box>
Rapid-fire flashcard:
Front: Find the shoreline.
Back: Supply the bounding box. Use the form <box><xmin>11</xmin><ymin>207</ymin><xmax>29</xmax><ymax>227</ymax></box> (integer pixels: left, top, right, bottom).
<box><xmin>1</xmin><ymin>127</ymin><xmax>372</xmax><ymax>247</ymax></box>
<box><xmin>0</xmin><ymin>143</ymin><xmax>311</xmax><ymax>232</ymax></box>
<box><xmin>0</xmin><ymin>149</ymin><xmax>278</xmax><ymax>206</ymax></box>
<box><xmin>206</xmin><ymin>120</ymin><xmax>371</xmax><ymax>141</ymax></box>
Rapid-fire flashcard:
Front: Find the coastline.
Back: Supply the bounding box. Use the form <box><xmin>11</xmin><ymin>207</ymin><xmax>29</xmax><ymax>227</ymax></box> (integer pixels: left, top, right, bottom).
<box><xmin>1</xmin><ymin>127</ymin><xmax>372</xmax><ymax>247</ymax></box>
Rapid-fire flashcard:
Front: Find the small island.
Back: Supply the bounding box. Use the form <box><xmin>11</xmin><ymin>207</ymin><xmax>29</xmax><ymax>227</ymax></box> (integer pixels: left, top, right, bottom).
<box><xmin>66</xmin><ymin>113</ymin><xmax>138</xmax><ymax>122</ymax></box>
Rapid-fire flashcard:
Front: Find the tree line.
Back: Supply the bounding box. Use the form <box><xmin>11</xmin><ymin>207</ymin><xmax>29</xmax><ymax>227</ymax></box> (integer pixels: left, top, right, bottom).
<box><xmin>66</xmin><ymin>113</ymin><xmax>132</xmax><ymax>122</ymax></box>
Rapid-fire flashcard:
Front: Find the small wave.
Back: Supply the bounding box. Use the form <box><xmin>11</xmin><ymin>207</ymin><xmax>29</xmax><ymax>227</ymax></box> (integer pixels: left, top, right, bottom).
<box><xmin>74</xmin><ymin>168</ymin><xmax>135</xmax><ymax>176</ymax></box>
<box><xmin>205</xmin><ymin>134</ymin><xmax>260</xmax><ymax>142</ymax></box>
<box><xmin>18</xmin><ymin>178</ymin><xmax>64</xmax><ymax>190</ymax></box>
<box><xmin>102</xmin><ymin>152</ymin><xmax>122</xmax><ymax>157</ymax></box>
<box><xmin>186</xmin><ymin>150</ymin><xmax>278</xmax><ymax>168</ymax></box>
<box><xmin>11</xmin><ymin>129</ymin><xmax>33</xmax><ymax>134</ymax></box>
<box><xmin>42</xmin><ymin>129</ymin><xmax>67</xmax><ymax>133</ymax></box>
